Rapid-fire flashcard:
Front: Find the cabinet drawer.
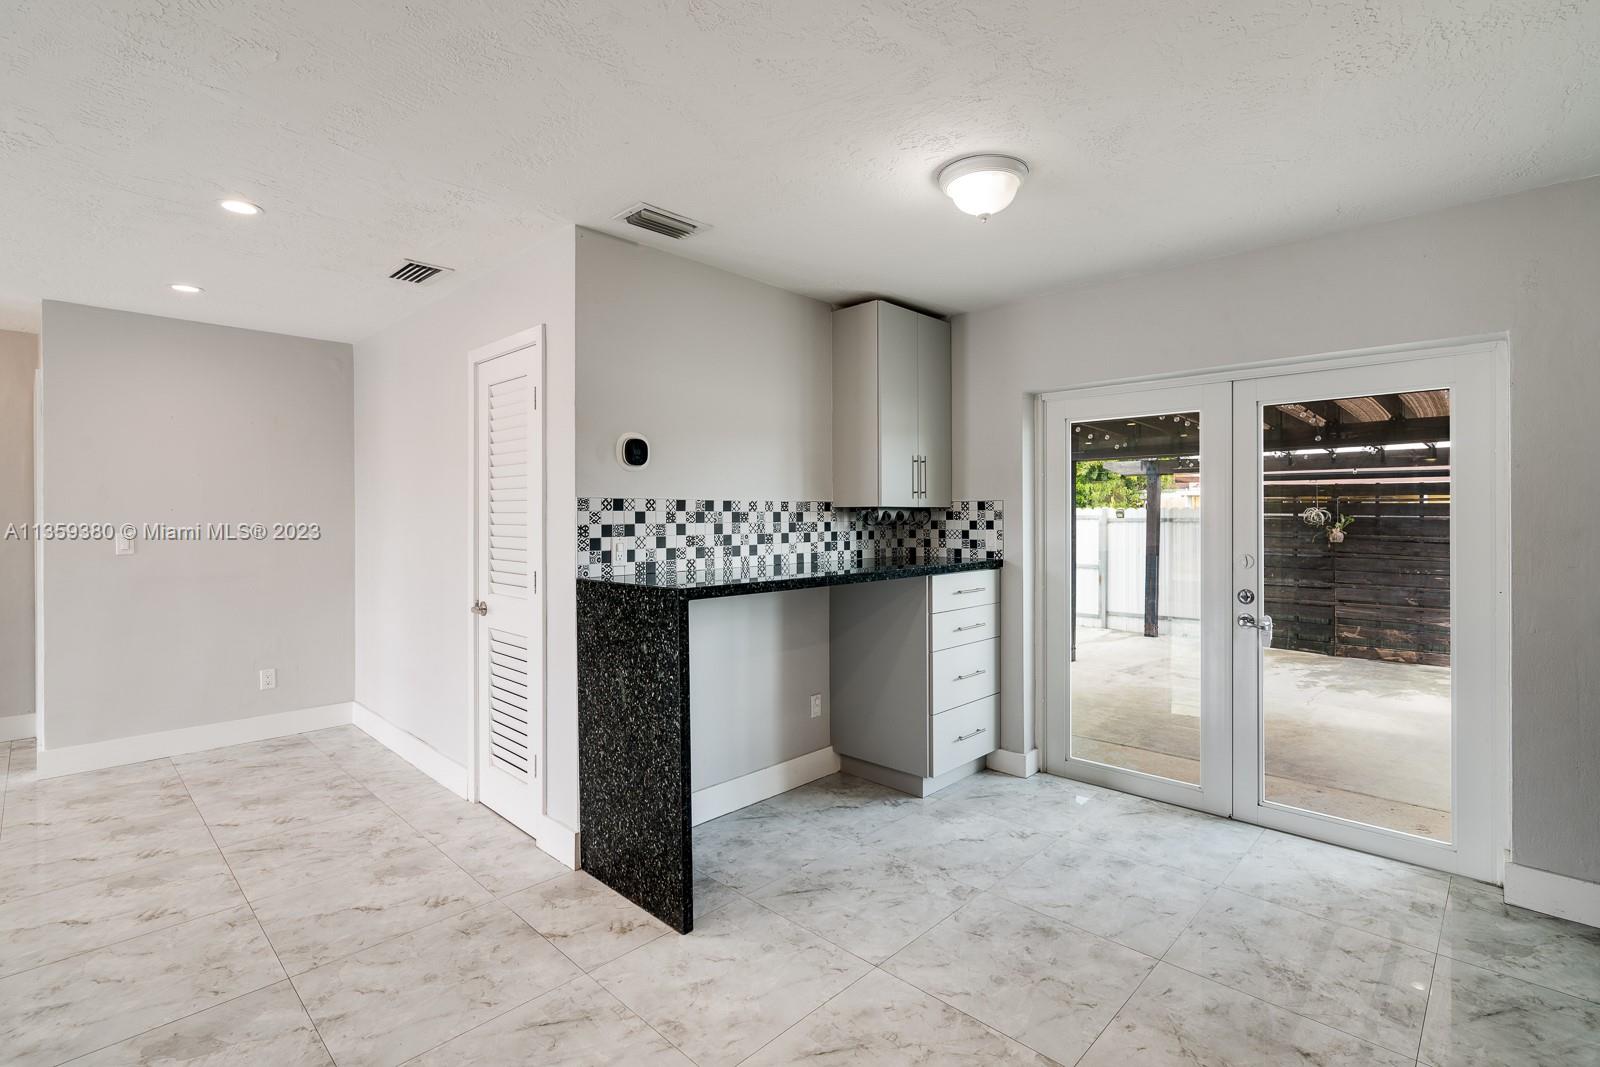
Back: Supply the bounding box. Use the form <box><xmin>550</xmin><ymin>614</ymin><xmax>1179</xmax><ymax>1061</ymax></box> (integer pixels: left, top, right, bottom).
<box><xmin>931</xmin><ymin>569</ymin><xmax>998</xmax><ymax>612</ymax></box>
<box><xmin>932</xmin><ymin>695</ymin><xmax>998</xmax><ymax>776</ymax></box>
<box><xmin>930</xmin><ymin>638</ymin><xmax>997</xmax><ymax>713</ymax></box>
<box><xmin>930</xmin><ymin>603</ymin><xmax>997</xmax><ymax>652</ymax></box>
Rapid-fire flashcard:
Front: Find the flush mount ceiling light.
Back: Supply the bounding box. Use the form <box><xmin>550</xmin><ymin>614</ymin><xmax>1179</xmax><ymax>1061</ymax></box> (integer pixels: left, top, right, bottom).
<box><xmin>937</xmin><ymin>154</ymin><xmax>1029</xmax><ymax>220</ymax></box>
<box><xmin>169</xmin><ymin>283</ymin><xmax>203</xmax><ymax>294</ymax></box>
<box><xmin>218</xmin><ymin>198</ymin><xmax>263</xmax><ymax>216</ymax></box>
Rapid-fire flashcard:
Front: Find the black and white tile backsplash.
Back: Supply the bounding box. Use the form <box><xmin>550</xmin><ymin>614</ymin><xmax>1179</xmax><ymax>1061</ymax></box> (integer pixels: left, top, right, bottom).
<box><xmin>576</xmin><ymin>498</ymin><xmax>1002</xmax><ymax>578</ymax></box>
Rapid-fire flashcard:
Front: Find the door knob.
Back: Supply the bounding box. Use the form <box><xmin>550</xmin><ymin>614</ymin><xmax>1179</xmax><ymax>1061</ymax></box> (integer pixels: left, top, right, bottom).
<box><xmin>471</xmin><ymin>601</ymin><xmax>489</xmax><ymax>616</ymax></box>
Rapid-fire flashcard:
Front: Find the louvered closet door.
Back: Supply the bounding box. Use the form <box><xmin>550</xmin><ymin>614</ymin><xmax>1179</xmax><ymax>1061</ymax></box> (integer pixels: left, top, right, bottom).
<box><xmin>474</xmin><ymin>340</ymin><xmax>543</xmax><ymax>838</ymax></box>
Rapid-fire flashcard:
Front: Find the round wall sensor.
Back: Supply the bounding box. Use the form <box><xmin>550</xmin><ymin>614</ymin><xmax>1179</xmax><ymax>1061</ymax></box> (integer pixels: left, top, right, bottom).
<box><xmin>616</xmin><ymin>433</ymin><xmax>651</xmax><ymax>469</ymax></box>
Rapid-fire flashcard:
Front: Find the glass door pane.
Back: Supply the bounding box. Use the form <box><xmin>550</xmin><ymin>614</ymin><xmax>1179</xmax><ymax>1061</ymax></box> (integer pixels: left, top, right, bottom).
<box><xmin>1258</xmin><ymin>390</ymin><xmax>1452</xmax><ymax>840</ymax></box>
<box><xmin>1070</xmin><ymin>411</ymin><xmax>1203</xmax><ymax>785</ymax></box>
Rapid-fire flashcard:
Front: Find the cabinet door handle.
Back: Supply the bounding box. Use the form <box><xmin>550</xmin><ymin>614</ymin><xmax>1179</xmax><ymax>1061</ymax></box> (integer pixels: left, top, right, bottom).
<box><xmin>952</xmin><ymin>622</ymin><xmax>986</xmax><ymax>632</ymax></box>
<box><xmin>953</xmin><ymin>587</ymin><xmax>986</xmax><ymax>595</ymax></box>
<box><xmin>954</xmin><ymin>727</ymin><xmax>987</xmax><ymax>743</ymax></box>
<box><xmin>911</xmin><ymin>454</ymin><xmax>919</xmax><ymax>498</ymax></box>
<box><xmin>953</xmin><ymin>668</ymin><xmax>987</xmax><ymax>681</ymax></box>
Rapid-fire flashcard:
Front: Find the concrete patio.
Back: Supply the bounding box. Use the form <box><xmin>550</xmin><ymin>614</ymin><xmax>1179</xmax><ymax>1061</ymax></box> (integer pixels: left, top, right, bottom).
<box><xmin>1069</xmin><ymin>627</ymin><xmax>1452</xmax><ymax>840</ymax></box>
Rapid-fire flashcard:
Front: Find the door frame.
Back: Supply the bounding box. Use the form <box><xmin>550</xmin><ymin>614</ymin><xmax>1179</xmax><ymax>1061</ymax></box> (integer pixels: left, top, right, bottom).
<box><xmin>465</xmin><ymin>325</ymin><xmax>548</xmax><ymax>827</ymax></box>
<box><xmin>1035</xmin><ymin>335</ymin><xmax>1511</xmax><ymax>880</ymax></box>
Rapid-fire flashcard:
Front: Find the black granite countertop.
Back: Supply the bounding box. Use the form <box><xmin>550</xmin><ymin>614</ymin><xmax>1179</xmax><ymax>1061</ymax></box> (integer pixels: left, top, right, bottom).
<box><xmin>578</xmin><ymin>556</ymin><xmax>1001</xmax><ymax>601</ymax></box>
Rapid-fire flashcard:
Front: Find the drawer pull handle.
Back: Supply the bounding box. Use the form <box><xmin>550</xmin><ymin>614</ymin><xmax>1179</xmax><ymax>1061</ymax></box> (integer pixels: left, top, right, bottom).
<box><xmin>952</xmin><ymin>622</ymin><xmax>987</xmax><ymax>632</ymax></box>
<box><xmin>954</xmin><ymin>587</ymin><xmax>986</xmax><ymax>595</ymax></box>
<box><xmin>953</xmin><ymin>668</ymin><xmax>987</xmax><ymax>681</ymax></box>
<box><xmin>955</xmin><ymin>727</ymin><xmax>987</xmax><ymax>742</ymax></box>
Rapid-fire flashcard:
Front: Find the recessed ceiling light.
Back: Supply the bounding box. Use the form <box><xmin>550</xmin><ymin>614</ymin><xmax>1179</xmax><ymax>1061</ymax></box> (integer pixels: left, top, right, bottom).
<box><xmin>937</xmin><ymin>154</ymin><xmax>1030</xmax><ymax>220</ymax></box>
<box><xmin>218</xmin><ymin>198</ymin><xmax>263</xmax><ymax>216</ymax></box>
<box><xmin>169</xmin><ymin>283</ymin><xmax>203</xmax><ymax>294</ymax></box>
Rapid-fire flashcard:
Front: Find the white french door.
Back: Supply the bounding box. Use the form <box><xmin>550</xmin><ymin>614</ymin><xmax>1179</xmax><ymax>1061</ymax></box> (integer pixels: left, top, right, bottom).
<box><xmin>469</xmin><ymin>327</ymin><xmax>545</xmax><ymax>839</ymax></box>
<box><xmin>1044</xmin><ymin>342</ymin><xmax>1506</xmax><ymax>879</ymax></box>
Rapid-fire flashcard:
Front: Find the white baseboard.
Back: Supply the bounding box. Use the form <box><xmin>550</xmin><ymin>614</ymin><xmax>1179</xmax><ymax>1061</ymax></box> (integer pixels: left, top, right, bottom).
<box><xmin>692</xmin><ymin>746</ymin><xmax>840</xmax><ymax>826</ymax></box>
<box><xmin>351</xmin><ymin>702</ymin><xmax>468</xmax><ymax>799</ymax></box>
<box><xmin>535</xmin><ymin>817</ymin><xmax>580</xmax><ymax>870</ymax></box>
<box><xmin>0</xmin><ymin>713</ymin><xmax>35</xmax><ymax>743</ymax></box>
<box><xmin>1505</xmin><ymin>862</ymin><xmax>1600</xmax><ymax>929</ymax></box>
<box><xmin>987</xmin><ymin>746</ymin><xmax>1039</xmax><ymax>778</ymax></box>
<box><xmin>35</xmin><ymin>702</ymin><xmax>354</xmax><ymax>779</ymax></box>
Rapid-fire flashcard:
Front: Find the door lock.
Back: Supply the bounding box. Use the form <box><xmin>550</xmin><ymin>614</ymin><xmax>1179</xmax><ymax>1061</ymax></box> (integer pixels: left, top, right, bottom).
<box><xmin>1237</xmin><ymin>588</ymin><xmax>1255</xmax><ymax>604</ymax></box>
<box><xmin>471</xmin><ymin>601</ymin><xmax>489</xmax><ymax>617</ymax></box>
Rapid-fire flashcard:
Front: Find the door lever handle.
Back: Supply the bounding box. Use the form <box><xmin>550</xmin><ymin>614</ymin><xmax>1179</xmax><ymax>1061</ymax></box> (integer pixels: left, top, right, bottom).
<box><xmin>1237</xmin><ymin>612</ymin><xmax>1273</xmax><ymax>647</ymax></box>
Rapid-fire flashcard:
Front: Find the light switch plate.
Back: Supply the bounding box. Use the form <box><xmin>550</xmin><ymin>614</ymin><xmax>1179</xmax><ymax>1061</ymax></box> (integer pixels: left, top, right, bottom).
<box><xmin>809</xmin><ymin>693</ymin><xmax>823</xmax><ymax>719</ymax></box>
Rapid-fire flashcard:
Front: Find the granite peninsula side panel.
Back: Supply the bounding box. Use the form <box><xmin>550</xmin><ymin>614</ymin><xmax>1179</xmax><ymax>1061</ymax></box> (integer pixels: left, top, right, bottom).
<box><xmin>577</xmin><ymin>581</ymin><xmax>695</xmax><ymax>932</ymax></box>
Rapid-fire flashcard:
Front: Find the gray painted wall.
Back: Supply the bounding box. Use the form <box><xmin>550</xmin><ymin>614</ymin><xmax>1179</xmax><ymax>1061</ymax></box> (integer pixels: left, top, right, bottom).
<box><xmin>955</xmin><ymin>176</ymin><xmax>1600</xmax><ymax>885</ymax></box>
<box><xmin>39</xmin><ymin>302</ymin><xmax>353</xmax><ymax>749</ymax></box>
<box><xmin>690</xmin><ymin>589</ymin><xmax>830</xmax><ymax>790</ymax></box>
<box><xmin>354</xmin><ymin>228</ymin><xmax>581</xmax><ymax>829</ymax></box>
<box><xmin>0</xmin><ymin>330</ymin><xmax>39</xmax><ymax>729</ymax></box>
<box><xmin>576</xmin><ymin>229</ymin><xmax>837</xmax><ymax>788</ymax></box>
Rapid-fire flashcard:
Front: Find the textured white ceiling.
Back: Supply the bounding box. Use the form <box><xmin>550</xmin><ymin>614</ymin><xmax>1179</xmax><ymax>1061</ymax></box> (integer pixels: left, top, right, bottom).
<box><xmin>2</xmin><ymin>0</ymin><xmax>1597</xmax><ymax>341</ymax></box>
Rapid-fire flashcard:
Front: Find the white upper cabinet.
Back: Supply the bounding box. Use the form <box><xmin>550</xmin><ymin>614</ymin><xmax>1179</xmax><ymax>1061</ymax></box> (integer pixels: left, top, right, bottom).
<box><xmin>832</xmin><ymin>300</ymin><xmax>953</xmax><ymax>508</ymax></box>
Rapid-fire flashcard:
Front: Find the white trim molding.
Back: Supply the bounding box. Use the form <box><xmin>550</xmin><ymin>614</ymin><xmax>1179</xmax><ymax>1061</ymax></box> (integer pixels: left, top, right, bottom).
<box><xmin>0</xmin><ymin>713</ymin><xmax>35</xmax><ymax>743</ymax></box>
<box><xmin>352</xmin><ymin>702</ymin><xmax>469</xmax><ymax>799</ymax></box>
<box><xmin>35</xmin><ymin>702</ymin><xmax>353</xmax><ymax>779</ymax></box>
<box><xmin>987</xmin><ymin>746</ymin><xmax>1039</xmax><ymax>778</ymax></box>
<box><xmin>692</xmin><ymin>746</ymin><xmax>840</xmax><ymax>826</ymax></box>
<box><xmin>534</xmin><ymin>818</ymin><xmax>580</xmax><ymax>870</ymax></box>
<box><xmin>1505</xmin><ymin>863</ymin><xmax>1600</xmax><ymax>929</ymax></box>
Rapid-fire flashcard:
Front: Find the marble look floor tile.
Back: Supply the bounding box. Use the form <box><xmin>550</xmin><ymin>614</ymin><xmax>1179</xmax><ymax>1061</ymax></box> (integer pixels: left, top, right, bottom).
<box><xmin>749</xmin><ymin>844</ymin><xmax>980</xmax><ymax>964</ymax></box>
<box><xmin>1438</xmin><ymin>877</ymin><xmax>1600</xmax><ymax>1003</ymax></box>
<box><xmin>172</xmin><ymin>734</ymin><xmax>329</xmax><ymax>775</ymax></box>
<box><xmin>693</xmin><ymin>805</ymin><xmax>854</xmax><ymax>894</ymax></box>
<box><xmin>1226</xmin><ymin>830</ymin><xmax>1451</xmax><ymax>952</ymax></box>
<box><xmin>1165</xmin><ymin>888</ymin><xmax>1436</xmax><ymax>1055</ymax></box>
<box><xmin>73</xmin><ymin>980</ymin><xmax>333</xmax><ymax>1066</ymax></box>
<box><xmin>592</xmin><ymin>895</ymin><xmax>869</xmax><ymax>1067</ymax></box>
<box><xmin>179</xmin><ymin>761</ymin><xmax>386</xmax><ymax>846</ymax></box>
<box><xmin>1079</xmin><ymin>962</ymin><xmax>1415</xmax><ymax>1067</ymax></box>
<box><xmin>410</xmin><ymin>974</ymin><xmax>693</xmax><ymax>1066</ymax></box>
<box><xmin>695</xmin><ymin>874</ymin><xmax>741</xmax><ymax>920</ymax></box>
<box><xmin>856</xmin><ymin>807</ymin><xmax>1051</xmax><ymax>890</ymax></box>
<box><xmin>384</xmin><ymin>787</ymin><xmax>571</xmax><ymax>896</ymax></box>
<box><xmin>997</xmin><ymin>837</ymin><xmax>1214</xmax><ymax>956</ymax></box>
<box><xmin>292</xmin><ymin>902</ymin><xmax>579</xmax><ymax>1067</ymax></box>
<box><xmin>1062</xmin><ymin>797</ymin><xmax>1263</xmax><ymax>883</ymax></box>
<box><xmin>934</xmin><ymin>771</ymin><xmax>1143</xmax><ymax>834</ymax></box>
<box><xmin>504</xmin><ymin>872</ymin><xmax>669</xmax><ymax>971</ymax></box>
<box><xmin>0</xmin><ymin>906</ymin><xmax>285</xmax><ymax>1067</ymax></box>
<box><xmin>1419</xmin><ymin>955</ymin><xmax>1600</xmax><ymax>1067</ymax></box>
<box><xmin>755</xmin><ymin>772</ymin><xmax>928</xmax><ymax>839</ymax></box>
<box><xmin>0</xmin><ymin>808</ymin><xmax>217</xmax><ymax>906</ymax></box>
<box><xmin>0</xmin><ymin>847</ymin><xmax>244</xmax><ymax>976</ymax></box>
<box><xmin>1</xmin><ymin>759</ymin><xmax>200</xmax><ymax>841</ymax></box>
<box><xmin>251</xmin><ymin>844</ymin><xmax>492</xmax><ymax>974</ymax></box>
<box><xmin>742</xmin><ymin>967</ymin><xmax>1050</xmax><ymax>1066</ymax></box>
<box><xmin>4</xmin><ymin>738</ymin><xmax>37</xmax><ymax>789</ymax></box>
<box><xmin>220</xmin><ymin>807</ymin><xmax>433</xmax><ymax>901</ymax></box>
<box><xmin>884</xmin><ymin>893</ymin><xmax>1153</xmax><ymax>1064</ymax></box>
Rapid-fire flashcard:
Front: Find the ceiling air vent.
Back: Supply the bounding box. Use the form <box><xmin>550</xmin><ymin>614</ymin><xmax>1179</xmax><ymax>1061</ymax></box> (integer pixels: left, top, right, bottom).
<box><xmin>615</xmin><ymin>203</ymin><xmax>705</xmax><ymax>240</ymax></box>
<box><xmin>389</xmin><ymin>260</ymin><xmax>452</xmax><ymax>284</ymax></box>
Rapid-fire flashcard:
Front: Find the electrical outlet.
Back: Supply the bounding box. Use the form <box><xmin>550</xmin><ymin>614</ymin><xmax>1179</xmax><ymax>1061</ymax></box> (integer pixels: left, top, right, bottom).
<box><xmin>258</xmin><ymin>668</ymin><xmax>277</xmax><ymax>691</ymax></box>
<box><xmin>809</xmin><ymin>693</ymin><xmax>823</xmax><ymax>719</ymax></box>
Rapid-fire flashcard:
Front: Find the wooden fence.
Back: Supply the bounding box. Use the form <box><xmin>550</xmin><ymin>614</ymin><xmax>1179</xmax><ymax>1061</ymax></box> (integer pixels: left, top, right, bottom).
<box><xmin>1264</xmin><ymin>480</ymin><xmax>1451</xmax><ymax>666</ymax></box>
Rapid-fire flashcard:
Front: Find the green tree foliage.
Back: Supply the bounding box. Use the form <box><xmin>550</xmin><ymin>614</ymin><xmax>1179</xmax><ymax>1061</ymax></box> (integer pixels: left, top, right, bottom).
<box><xmin>1074</xmin><ymin>461</ymin><xmax>1172</xmax><ymax>510</ymax></box>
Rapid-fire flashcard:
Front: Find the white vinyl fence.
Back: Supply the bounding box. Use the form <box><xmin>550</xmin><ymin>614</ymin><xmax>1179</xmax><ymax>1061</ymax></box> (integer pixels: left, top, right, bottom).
<box><xmin>1075</xmin><ymin>508</ymin><xmax>1201</xmax><ymax>634</ymax></box>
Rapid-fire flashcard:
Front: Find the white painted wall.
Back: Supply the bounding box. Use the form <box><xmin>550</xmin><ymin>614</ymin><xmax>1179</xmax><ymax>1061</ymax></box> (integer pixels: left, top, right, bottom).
<box><xmin>575</xmin><ymin>229</ymin><xmax>832</xmax><ymax>498</ymax></box>
<box><xmin>954</xmin><ymin>175</ymin><xmax>1600</xmax><ymax>886</ymax></box>
<box><xmin>38</xmin><ymin>303</ymin><xmax>353</xmax><ymax>750</ymax></box>
<box><xmin>0</xmin><ymin>329</ymin><xmax>39</xmax><ymax>735</ymax></box>
<box><xmin>576</xmin><ymin>229</ymin><xmax>836</xmax><ymax>787</ymax></box>
<box><xmin>354</xmin><ymin>228</ymin><xmax>580</xmax><ymax>830</ymax></box>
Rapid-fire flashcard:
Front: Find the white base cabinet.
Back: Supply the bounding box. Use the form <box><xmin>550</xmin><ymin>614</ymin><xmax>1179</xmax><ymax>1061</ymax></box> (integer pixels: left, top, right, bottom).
<box><xmin>830</xmin><ymin>569</ymin><xmax>999</xmax><ymax>796</ymax></box>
